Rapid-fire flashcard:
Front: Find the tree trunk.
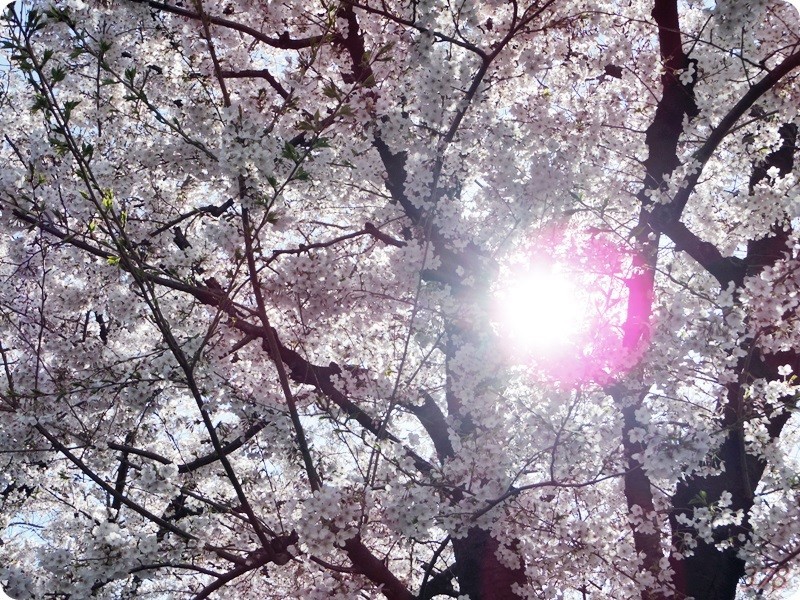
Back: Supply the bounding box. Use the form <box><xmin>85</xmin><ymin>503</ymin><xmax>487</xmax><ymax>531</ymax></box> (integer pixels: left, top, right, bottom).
<box><xmin>452</xmin><ymin>528</ymin><xmax>526</xmax><ymax>600</ymax></box>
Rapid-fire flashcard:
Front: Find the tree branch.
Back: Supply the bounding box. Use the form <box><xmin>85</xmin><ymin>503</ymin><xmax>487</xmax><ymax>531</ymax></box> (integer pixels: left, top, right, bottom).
<box><xmin>135</xmin><ymin>0</ymin><xmax>326</xmax><ymax>49</ymax></box>
<box><xmin>241</xmin><ymin>207</ymin><xmax>321</xmax><ymax>491</ymax></box>
<box><xmin>35</xmin><ymin>424</ymin><xmax>195</xmax><ymax>540</ymax></box>
<box><xmin>406</xmin><ymin>391</ymin><xmax>453</xmax><ymax>462</ymax></box>
<box><xmin>653</xmin><ymin>47</ymin><xmax>800</xmax><ymax>221</ymax></box>
<box><xmin>192</xmin><ymin>561</ymin><xmax>257</xmax><ymax>600</ymax></box>
<box><xmin>342</xmin><ymin>535</ymin><xmax>415</xmax><ymax>600</ymax></box>
<box><xmin>11</xmin><ymin>208</ymin><xmax>434</xmax><ymax>476</ymax></box>
<box><xmin>108</xmin><ymin>441</ymin><xmax>173</xmax><ymax>465</ymax></box>
<box><xmin>219</xmin><ymin>68</ymin><xmax>290</xmax><ymax>99</ymax></box>
<box><xmin>268</xmin><ymin>222</ymin><xmax>405</xmax><ymax>264</ymax></box>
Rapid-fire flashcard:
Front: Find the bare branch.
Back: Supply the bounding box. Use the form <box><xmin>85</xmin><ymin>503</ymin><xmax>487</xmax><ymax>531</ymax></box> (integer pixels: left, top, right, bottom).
<box><xmin>135</xmin><ymin>0</ymin><xmax>326</xmax><ymax>49</ymax></box>
<box><xmin>242</xmin><ymin>207</ymin><xmax>321</xmax><ymax>491</ymax></box>
<box><xmin>342</xmin><ymin>535</ymin><xmax>415</xmax><ymax>600</ymax></box>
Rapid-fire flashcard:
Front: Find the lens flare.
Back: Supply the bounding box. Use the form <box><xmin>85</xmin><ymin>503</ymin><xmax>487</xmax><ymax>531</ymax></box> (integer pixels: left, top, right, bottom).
<box><xmin>491</xmin><ymin>231</ymin><xmax>634</xmax><ymax>385</ymax></box>
<box><xmin>494</xmin><ymin>265</ymin><xmax>583</xmax><ymax>353</ymax></box>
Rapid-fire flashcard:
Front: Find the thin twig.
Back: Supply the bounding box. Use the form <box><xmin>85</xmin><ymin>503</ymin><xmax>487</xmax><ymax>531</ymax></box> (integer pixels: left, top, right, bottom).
<box><xmin>242</xmin><ymin>206</ymin><xmax>322</xmax><ymax>491</ymax></box>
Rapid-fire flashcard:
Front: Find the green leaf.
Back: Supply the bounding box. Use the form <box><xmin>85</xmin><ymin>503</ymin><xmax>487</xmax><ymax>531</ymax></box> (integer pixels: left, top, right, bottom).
<box><xmin>101</xmin><ymin>189</ymin><xmax>114</xmax><ymax>210</ymax></box>
<box><xmin>50</xmin><ymin>66</ymin><xmax>66</xmax><ymax>83</ymax></box>
<box><xmin>44</xmin><ymin>6</ymin><xmax>71</xmax><ymax>23</ymax></box>
<box><xmin>16</xmin><ymin>58</ymin><xmax>34</xmax><ymax>73</ymax></box>
<box><xmin>48</xmin><ymin>137</ymin><xmax>68</xmax><ymax>155</ymax></box>
<box><xmin>281</xmin><ymin>141</ymin><xmax>300</xmax><ymax>163</ymax></box>
<box><xmin>124</xmin><ymin>67</ymin><xmax>136</xmax><ymax>82</ymax></box>
<box><xmin>107</xmin><ymin>255</ymin><xmax>120</xmax><ymax>266</ymax></box>
<box><xmin>31</xmin><ymin>94</ymin><xmax>48</xmax><ymax>113</ymax></box>
<box><xmin>322</xmin><ymin>83</ymin><xmax>340</xmax><ymax>99</ymax></box>
<box><xmin>375</xmin><ymin>41</ymin><xmax>395</xmax><ymax>60</ymax></box>
<box><xmin>63</xmin><ymin>99</ymin><xmax>80</xmax><ymax>123</ymax></box>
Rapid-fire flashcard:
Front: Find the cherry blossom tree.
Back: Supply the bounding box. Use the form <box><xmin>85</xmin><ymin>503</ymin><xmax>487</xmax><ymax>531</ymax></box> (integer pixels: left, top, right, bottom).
<box><xmin>1</xmin><ymin>0</ymin><xmax>800</xmax><ymax>598</ymax></box>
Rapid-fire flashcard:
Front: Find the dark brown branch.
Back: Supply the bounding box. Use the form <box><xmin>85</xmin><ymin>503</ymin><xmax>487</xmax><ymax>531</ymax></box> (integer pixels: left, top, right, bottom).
<box><xmin>653</xmin><ymin>47</ymin><xmax>800</xmax><ymax>221</ymax></box>
<box><xmin>12</xmin><ymin>209</ymin><xmax>433</xmax><ymax>475</ymax></box>
<box><xmin>268</xmin><ymin>222</ymin><xmax>405</xmax><ymax>263</ymax></box>
<box><xmin>373</xmin><ymin>137</ymin><xmax>419</xmax><ymax>223</ymax></box>
<box><xmin>13</xmin><ymin>209</ymin><xmax>115</xmax><ymax>260</ymax></box>
<box><xmin>309</xmin><ymin>555</ymin><xmax>361</xmax><ymax>574</ymax></box>
<box><xmin>219</xmin><ymin>69</ymin><xmax>290</xmax><ymax>99</ymax></box>
<box><xmin>435</xmin><ymin>0</ymin><xmax>555</xmax><ymax>153</ymax></box>
<box><xmin>363</xmin><ymin>222</ymin><xmax>406</xmax><ymax>247</ymax></box>
<box><xmin>648</xmin><ymin>216</ymin><xmax>743</xmax><ymax>286</ymax></box>
<box><xmin>129</xmin><ymin>562</ymin><xmax>223</xmax><ymax>578</ymax></box>
<box><xmin>663</xmin><ymin>119</ymin><xmax>799</xmax><ymax>596</ymax></box>
<box><xmin>336</xmin><ymin>3</ymin><xmax>374</xmax><ymax>86</ymax></box>
<box><xmin>242</xmin><ymin>207</ymin><xmax>321</xmax><ymax>491</ymax></box>
<box><xmin>11</xmin><ymin>208</ymin><xmax>239</xmax><ymax>310</ymax></box>
<box><xmin>135</xmin><ymin>0</ymin><xmax>326</xmax><ymax>49</ymax></box>
<box><xmin>417</xmin><ymin>536</ymin><xmax>456</xmax><ymax>600</ymax></box>
<box><xmin>263</xmin><ymin>326</ymin><xmax>434</xmax><ymax>474</ymax></box>
<box><xmin>641</xmin><ymin>0</ymin><xmax>697</xmax><ymax>191</ymax></box>
<box><xmin>345</xmin><ymin>0</ymin><xmax>487</xmax><ymax>58</ymax></box>
<box><xmin>193</xmin><ymin>0</ymin><xmax>230</xmax><ymax>107</ymax></box>
<box><xmin>177</xmin><ymin>419</ymin><xmax>269</xmax><ymax>473</ymax></box>
<box><xmin>150</xmin><ymin>198</ymin><xmax>234</xmax><ymax>237</ymax></box>
<box><xmin>192</xmin><ymin>561</ymin><xmax>258</xmax><ymax>600</ymax></box>
<box><xmin>669</xmin><ymin>346</ymin><xmax>800</xmax><ymax>599</ymax></box>
<box><xmin>614</xmin><ymin>2</ymin><xmax>701</xmax><ymax>596</ymax></box>
<box><xmin>650</xmin><ymin>94</ymin><xmax>800</xmax><ymax>287</ymax></box>
<box><xmin>406</xmin><ymin>391</ymin><xmax>452</xmax><ymax>462</ymax></box>
<box><xmin>35</xmin><ymin>424</ymin><xmax>195</xmax><ymax>540</ymax></box>
<box><xmin>618</xmin><ymin>396</ymin><xmax>665</xmax><ymax>591</ymax></box>
<box><xmin>450</xmin><ymin>528</ymin><xmax>526</xmax><ymax>600</ymax></box>
<box><xmin>418</xmin><ymin>569</ymin><xmax>458</xmax><ymax>599</ymax></box>
<box><xmin>115</xmin><ymin>213</ymin><xmax>274</xmax><ymax>554</ymax></box>
<box><xmin>650</xmin><ymin>0</ymin><xmax>685</xmax><ymax>73</ymax></box>
<box><xmin>108</xmin><ymin>441</ymin><xmax>173</xmax><ymax>465</ymax></box>
<box><xmin>342</xmin><ymin>535</ymin><xmax>415</xmax><ymax>600</ymax></box>
<box><xmin>110</xmin><ymin>431</ymin><xmax>137</xmax><ymax>511</ymax></box>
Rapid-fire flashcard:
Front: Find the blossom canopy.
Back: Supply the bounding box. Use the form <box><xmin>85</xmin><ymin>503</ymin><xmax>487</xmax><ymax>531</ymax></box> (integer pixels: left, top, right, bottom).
<box><xmin>1</xmin><ymin>1</ymin><xmax>800</xmax><ymax>599</ymax></box>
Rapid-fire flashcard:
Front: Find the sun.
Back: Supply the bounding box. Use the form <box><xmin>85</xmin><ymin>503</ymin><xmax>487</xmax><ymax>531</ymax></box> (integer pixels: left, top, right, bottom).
<box><xmin>490</xmin><ymin>232</ymin><xmax>634</xmax><ymax>384</ymax></box>
<box><xmin>492</xmin><ymin>264</ymin><xmax>584</xmax><ymax>355</ymax></box>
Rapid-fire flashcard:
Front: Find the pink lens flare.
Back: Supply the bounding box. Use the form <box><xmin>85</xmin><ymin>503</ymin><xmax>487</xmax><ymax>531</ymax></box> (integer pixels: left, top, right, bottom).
<box><xmin>491</xmin><ymin>229</ymin><xmax>643</xmax><ymax>386</ymax></box>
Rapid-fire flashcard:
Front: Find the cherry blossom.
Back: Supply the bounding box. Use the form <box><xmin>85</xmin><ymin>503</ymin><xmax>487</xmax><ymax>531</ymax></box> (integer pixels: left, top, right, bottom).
<box><xmin>1</xmin><ymin>1</ymin><xmax>800</xmax><ymax>599</ymax></box>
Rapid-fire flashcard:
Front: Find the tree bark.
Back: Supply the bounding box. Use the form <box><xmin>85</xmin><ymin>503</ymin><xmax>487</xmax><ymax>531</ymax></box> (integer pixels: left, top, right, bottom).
<box><xmin>452</xmin><ymin>528</ymin><xmax>527</xmax><ymax>600</ymax></box>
